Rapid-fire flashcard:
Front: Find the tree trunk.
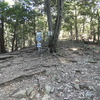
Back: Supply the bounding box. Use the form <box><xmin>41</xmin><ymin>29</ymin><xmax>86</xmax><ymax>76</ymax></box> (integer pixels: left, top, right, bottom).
<box><xmin>45</xmin><ymin>0</ymin><xmax>54</xmax><ymax>53</ymax></box>
<box><xmin>33</xmin><ymin>15</ymin><xmax>37</xmax><ymax>49</ymax></box>
<box><xmin>0</xmin><ymin>16</ymin><xmax>6</xmax><ymax>53</ymax></box>
<box><xmin>52</xmin><ymin>0</ymin><xmax>64</xmax><ymax>51</ymax></box>
<box><xmin>15</xmin><ymin>34</ymin><xmax>18</xmax><ymax>50</ymax></box>
<box><xmin>75</xmin><ymin>7</ymin><xmax>78</xmax><ymax>41</ymax></box>
<box><xmin>45</xmin><ymin>0</ymin><xmax>64</xmax><ymax>53</ymax></box>
<box><xmin>90</xmin><ymin>17</ymin><xmax>93</xmax><ymax>35</ymax></box>
<box><xmin>0</xmin><ymin>26</ymin><xmax>1</xmax><ymax>53</ymax></box>
<box><xmin>12</xmin><ymin>28</ymin><xmax>16</xmax><ymax>51</ymax></box>
<box><xmin>45</xmin><ymin>0</ymin><xmax>53</xmax><ymax>33</ymax></box>
<box><xmin>70</xmin><ymin>25</ymin><xmax>73</xmax><ymax>36</ymax></box>
<box><xmin>82</xmin><ymin>22</ymin><xmax>85</xmax><ymax>33</ymax></box>
<box><xmin>97</xmin><ymin>10</ymin><xmax>100</xmax><ymax>44</ymax></box>
<box><xmin>93</xmin><ymin>28</ymin><xmax>96</xmax><ymax>43</ymax></box>
<box><xmin>22</xmin><ymin>24</ymin><xmax>25</xmax><ymax>48</ymax></box>
<box><xmin>98</xmin><ymin>20</ymin><xmax>100</xmax><ymax>44</ymax></box>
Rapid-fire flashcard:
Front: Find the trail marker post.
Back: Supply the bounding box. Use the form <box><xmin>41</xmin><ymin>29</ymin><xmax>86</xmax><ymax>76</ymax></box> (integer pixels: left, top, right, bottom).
<box><xmin>36</xmin><ymin>32</ymin><xmax>42</xmax><ymax>52</ymax></box>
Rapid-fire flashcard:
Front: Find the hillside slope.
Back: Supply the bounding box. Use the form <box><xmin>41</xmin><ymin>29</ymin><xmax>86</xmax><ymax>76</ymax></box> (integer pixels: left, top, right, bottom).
<box><xmin>0</xmin><ymin>40</ymin><xmax>100</xmax><ymax>100</ymax></box>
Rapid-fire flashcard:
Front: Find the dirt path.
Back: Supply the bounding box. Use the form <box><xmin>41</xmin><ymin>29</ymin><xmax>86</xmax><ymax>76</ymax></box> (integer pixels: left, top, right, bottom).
<box><xmin>0</xmin><ymin>40</ymin><xmax>100</xmax><ymax>100</ymax></box>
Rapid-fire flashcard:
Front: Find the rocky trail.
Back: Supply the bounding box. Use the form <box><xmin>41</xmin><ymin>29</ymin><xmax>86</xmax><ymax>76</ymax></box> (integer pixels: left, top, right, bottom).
<box><xmin>0</xmin><ymin>40</ymin><xmax>100</xmax><ymax>100</ymax></box>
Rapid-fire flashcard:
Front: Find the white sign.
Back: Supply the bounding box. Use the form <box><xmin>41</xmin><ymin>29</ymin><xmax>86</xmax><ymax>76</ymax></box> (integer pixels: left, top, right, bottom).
<box><xmin>36</xmin><ymin>32</ymin><xmax>42</xmax><ymax>37</ymax></box>
<box><xmin>48</xmin><ymin>31</ymin><xmax>53</xmax><ymax>36</ymax></box>
<box><xmin>37</xmin><ymin>42</ymin><xmax>41</xmax><ymax>47</ymax></box>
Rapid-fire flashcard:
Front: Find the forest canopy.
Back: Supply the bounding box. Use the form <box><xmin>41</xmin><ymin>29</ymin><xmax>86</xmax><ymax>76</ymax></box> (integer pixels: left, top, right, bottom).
<box><xmin>0</xmin><ymin>0</ymin><xmax>100</xmax><ymax>53</ymax></box>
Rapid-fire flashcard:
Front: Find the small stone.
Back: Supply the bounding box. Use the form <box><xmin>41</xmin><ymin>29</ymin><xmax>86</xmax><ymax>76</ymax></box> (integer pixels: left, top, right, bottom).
<box><xmin>30</xmin><ymin>91</ymin><xmax>35</xmax><ymax>99</ymax></box>
<box><xmin>75</xmin><ymin>79</ymin><xmax>80</xmax><ymax>83</ymax></box>
<box><xmin>88</xmin><ymin>86</ymin><xmax>95</xmax><ymax>91</ymax></box>
<box><xmin>21</xmin><ymin>98</ymin><xmax>26</xmax><ymax>100</ymax></box>
<box><xmin>20</xmin><ymin>98</ymin><xmax>26</xmax><ymax>100</ymax></box>
<box><xmin>52</xmin><ymin>74</ymin><xmax>57</xmax><ymax>81</ymax></box>
<box><xmin>45</xmin><ymin>85</ymin><xmax>51</xmax><ymax>94</ymax></box>
<box><xmin>78</xmin><ymin>92</ymin><xmax>85</xmax><ymax>99</ymax></box>
<box><xmin>80</xmin><ymin>83</ymin><xmax>88</xmax><ymax>89</ymax></box>
<box><xmin>26</xmin><ymin>87</ymin><xmax>34</xmax><ymax>95</ymax></box>
<box><xmin>65</xmin><ymin>84</ymin><xmax>72</xmax><ymax>89</ymax></box>
<box><xmin>12</xmin><ymin>90</ymin><xmax>26</xmax><ymax>98</ymax></box>
<box><xmin>64</xmin><ymin>98</ymin><xmax>69</xmax><ymax>100</ymax></box>
<box><xmin>45</xmin><ymin>69</ymin><xmax>51</xmax><ymax>76</ymax></box>
<box><xmin>84</xmin><ymin>63</ymin><xmax>91</xmax><ymax>68</ymax></box>
<box><xmin>42</xmin><ymin>94</ymin><xmax>50</xmax><ymax>100</ymax></box>
<box><xmin>97</xmin><ymin>83</ymin><xmax>100</xmax><ymax>86</ymax></box>
<box><xmin>50</xmin><ymin>87</ymin><xmax>55</xmax><ymax>93</ymax></box>
<box><xmin>94</xmin><ymin>76</ymin><xmax>100</xmax><ymax>80</ymax></box>
<box><xmin>36</xmin><ymin>93</ymin><xmax>40</xmax><ymax>98</ymax></box>
<box><xmin>81</xmin><ymin>71</ymin><xmax>85</xmax><ymax>75</ymax></box>
<box><xmin>67</xmin><ymin>89</ymin><xmax>71</xmax><ymax>92</ymax></box>
<box><xmin>56</xmin><ymin>93</ymin><xmax>61</xmax><ymax>97</ymax></box>
<box><xmin>75</xmin><ymin>69</ymin><xmax>81</xmax><ymax>74</ymax></box>
<box><xmin>74</xmin><ymin>79</ymin><xmax>80</xmax><ymax>90</ymax></box>
<box><xmin>85</xmin><ymin>91</ymin><xmax>94</xmax><ymax>99</ymax></box>
<box><xmin>74</xmin><ymin>83</ymin><xmax>80</xmax><ymax>90</ymax></box>
<box><xmin>57</xmin><ymin>78</ymin><xmax>62</xmax><ymax>83</ymax></box>
<box><xmin>62</xmin><ymin>93</ymin><xmax>64</xmax><ymax>97</ymax></box>
<box><xmin>61</xmin><ymin>65</ymin><xmax>65</xmax><ymax>68</ymax></box>
<box><xmin>57</xmin><ymin>86</ymin><xmax>64</xmax><ymax>91</ymax></box>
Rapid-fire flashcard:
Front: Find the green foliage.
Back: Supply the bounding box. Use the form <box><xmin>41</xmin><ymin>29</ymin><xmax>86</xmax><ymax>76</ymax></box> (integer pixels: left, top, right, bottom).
<box><xmin>0</xmin><ymin>1</ymin><xmax>8</xmax><ymax>10</ymax></box>
<box><xmin>1</xmin><ymin>0</ymin><xmax>100</xmax><ymax>52</ymax></box>
<box><xmin>0</xmin><ymin>1</ymin><xmax>9</xmax><ymax>18</ymax></box>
